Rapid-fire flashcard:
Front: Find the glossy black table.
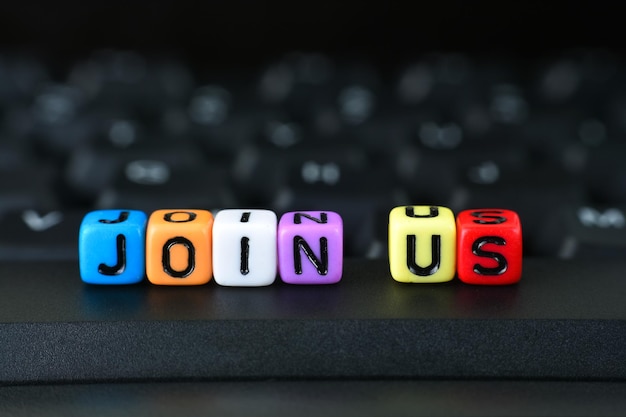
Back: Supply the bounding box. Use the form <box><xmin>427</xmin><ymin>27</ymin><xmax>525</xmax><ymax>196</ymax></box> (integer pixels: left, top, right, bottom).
<box><xmin>1</xmin><ymin>258</ymin><xmax>625</xmax><ymax>384</ymax></box>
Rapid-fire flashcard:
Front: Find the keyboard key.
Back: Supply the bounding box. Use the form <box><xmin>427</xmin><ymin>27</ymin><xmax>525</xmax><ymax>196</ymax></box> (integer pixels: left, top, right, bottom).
<box><xmin>536</xmin><ymin>205</ymin><xmax>626</xmax><ymax>259</ymax></box>
<box><xmin>259</xmin><ymin>53</ymin><xmax>337</xmax><ymax>125</ymax></box>
<box><xmin>352</xmin><ymin>208</ymin><xmax>391</xmax><ymax>259</ymax></box>
<box><xmin>96</xmin><ymin>163</ymin><xmax>236</xmax><ymax>212</ymax></box>
<box><xmin>71</xmin><ymin>50</ymin><xmax>148</xmax><ymax>106</ymax></box>
<box><xmin>585</xmin><ymin>144</ymin><xmax>626</xmax><ymax>204</ymax></box>
<box><xmin>188</xmin><ymin>84</ymin><xmax>263</xmax><ymax>159</ymax></box>
<box><xmin>395</xmin><ymin>146</ymin><xmax>459</xmax><ymax>204</ymax></box>
<box><xmin>0</xmin><ymin>166</ymin><xmax>59</xmax><ymax>213</ymax></box>
<box><xmin>0</xmin><ymin>54</ymin><xmax>49</xmax><ymax>105</ymax></box>
<box><xmin>233</xmin><ymin>143</ymin><xmax>370</xmax><ymax>206</ymax></box>
<box><xmin>0</xmin><ymin>209</ymin><xmax>83</xmax><ymax>260</ymax></box>
<box><xmin>28</xmin><ymin>84</ymin><xmax>94</xmax><ymax>158</ymax></box>
<box><xmin>63</xmin><ymin>141</ymin><xmax>205</xmax><ymax>204</ymax></box>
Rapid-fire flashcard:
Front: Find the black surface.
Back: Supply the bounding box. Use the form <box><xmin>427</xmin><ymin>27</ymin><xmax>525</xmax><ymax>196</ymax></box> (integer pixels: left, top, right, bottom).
<box><xmin>1</xmin><ymin>258</ymin><xmax>625</xmax><ymax>384</ymax></box>
<box><xmin>3</xmin><ymin>380</ymin><xmax>626</xmax><ymax>417</ymax></box>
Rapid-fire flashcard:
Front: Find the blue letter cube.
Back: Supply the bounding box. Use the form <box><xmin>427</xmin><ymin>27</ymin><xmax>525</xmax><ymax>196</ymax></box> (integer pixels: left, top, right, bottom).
<box><xmin>79</xmin><ymin>209</ymin><xmax>147</xmax><ymax>285</ymax></box>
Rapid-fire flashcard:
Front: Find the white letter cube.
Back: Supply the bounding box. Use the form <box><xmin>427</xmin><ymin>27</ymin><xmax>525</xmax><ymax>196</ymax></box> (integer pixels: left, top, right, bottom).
<box><xmin>212</xmin><ymin>209</ymin><xmax>277</xmax><ymax>286</ymax></box>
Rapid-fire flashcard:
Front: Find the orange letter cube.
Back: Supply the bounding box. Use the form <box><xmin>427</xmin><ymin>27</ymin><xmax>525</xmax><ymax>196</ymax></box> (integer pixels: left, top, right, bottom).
<box><xmin>146</xmin><ymin>209</ymin><xmax>214</xmax><ymax>286</ymax></box>
<box><xmin>456</xmin><ymin>209</ymin><xmax>522</xmax><ymax>285</ymax></box>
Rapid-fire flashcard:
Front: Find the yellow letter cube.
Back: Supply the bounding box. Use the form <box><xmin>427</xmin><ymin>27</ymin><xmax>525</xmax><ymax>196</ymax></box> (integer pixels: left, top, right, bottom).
<box><xmin>388</xmin><ymin>205</ymin><xmax>456</xmax><ymax>283</ymax></box>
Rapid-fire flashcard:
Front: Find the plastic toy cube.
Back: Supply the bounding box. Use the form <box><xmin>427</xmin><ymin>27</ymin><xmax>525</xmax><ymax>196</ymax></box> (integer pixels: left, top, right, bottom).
<box><xmin>388</xmin><ymin>205</ymin><xmax>456</xmax><ymax>283</ymax></box>
<box><xmin>456</xmin><ymin>209</ymin><xmax>522</xmax><ymax>285</ymax></box>
<box><xmin>146</xmin><ymin>209</ymin><xmax>214</xmax><ymax>286</ymax></box>
<box><xmin>212</xmin><ymin>209</ymin><xmax>277</xmax><ymax>287</ymax></box>
<box><xmin>278</xmin><ymin>211</ymin><xmax>343</xmax><ymax>284</ymax></box>
<box><xmin>79</xmin><ymin>209</ymin><xmax>147</xmax><ymax>285</ymax></box>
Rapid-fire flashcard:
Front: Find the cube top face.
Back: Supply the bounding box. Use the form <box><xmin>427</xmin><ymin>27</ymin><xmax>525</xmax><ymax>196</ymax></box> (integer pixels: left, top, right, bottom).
<box><xmin>212</xmin><ymin>209</ymin><xmax>277</xmax><ymax>287</ymax></box>
<box><xmin>456</xmin><ymin>208</ymin><xmax>523</xmax><ymax>285</ymax></box>
<box><xmin>214</xmin><ymin>209</ymin><xmax>277</xmax><ymax>227</ymax></box>
<box><xmin>79</xmin><ymin>209</ymin><xmax>147</xmax><ymax>285</ymax></box>
<box><xmin>456</xmin><ymin>209</ymin><xmax>521</xmax><ymax>232</ymax></box>
<box><xmin>278</xmin><ymin>211</ymin><xmax>343</xmax><ymax>285</ymax></box>
<box><xmin>388</xmin><ymin>205</ymin><xmax>457</xmax><ymax>283</ymax></box>
<box><xmin>146</xmin><ymin>209</ymin><xmax>214</xmax><ymax>286</ymax></box>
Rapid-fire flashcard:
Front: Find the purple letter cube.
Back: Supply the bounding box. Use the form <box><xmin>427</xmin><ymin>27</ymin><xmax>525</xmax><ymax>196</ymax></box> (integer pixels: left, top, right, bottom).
<box><xmin>278</xmin><ymin>211</ymin><xmax>343</xmax><ymax>284</ymax></box>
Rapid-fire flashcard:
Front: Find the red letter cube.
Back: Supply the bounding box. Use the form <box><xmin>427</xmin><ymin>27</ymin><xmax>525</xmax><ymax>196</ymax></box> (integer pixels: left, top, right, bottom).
<box><xmin>456</xmin><ymin>209</ymin><xmax>522</xmax><ymax>285</ymax></box>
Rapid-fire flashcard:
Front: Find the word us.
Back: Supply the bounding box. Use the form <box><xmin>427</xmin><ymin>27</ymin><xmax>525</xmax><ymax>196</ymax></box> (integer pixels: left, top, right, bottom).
<box><xmin>389</xmin><ymin>206</ymin><xmax>522</xmax><ymax>285</ymax></box>
<box><xmin>78</xmin><ymin>206</ymin><xmax>522</xmax><ymax>287</ymax></box>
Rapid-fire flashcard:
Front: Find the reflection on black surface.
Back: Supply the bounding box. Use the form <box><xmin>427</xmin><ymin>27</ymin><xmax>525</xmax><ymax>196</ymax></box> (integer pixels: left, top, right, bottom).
<box><xmin>274</xmin><ymin>280</ymin><xmax>343</xmax><ymax>319</ymax></box>
<box><xmin>454</xmin><ymin>283</ymin><xmax>520</xmax><ymax>317</ymax></box>
<box><xmin>211</xmin><ymin>283</ymin><xmax>283</xmax><ymax>319</ymax></box>
<box><xmin>146</xmin><ymin>284</ymin><xmax>214</xmax><ymax>320</ymax></box>
<box><xmin>383</xmin><ymin>277</ymin><xmax>520</xmax><ymax>319</ymax></box>
<box><xmin>81</xmin><ymin>283</ymin><xmax>147</xmax><ymax>319</ymax></box>
<box><xmin>384</xmin><ymin>281</ymin><xmax>457</xmax><ymax>318</ymax></box>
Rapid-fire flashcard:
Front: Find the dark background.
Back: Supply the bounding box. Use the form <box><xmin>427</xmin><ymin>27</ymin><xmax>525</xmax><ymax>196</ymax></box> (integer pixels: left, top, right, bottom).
<box><xmin>0</xmin><ymin>1</ymin><xmax>622</xmax><ymax>67</ymax></box>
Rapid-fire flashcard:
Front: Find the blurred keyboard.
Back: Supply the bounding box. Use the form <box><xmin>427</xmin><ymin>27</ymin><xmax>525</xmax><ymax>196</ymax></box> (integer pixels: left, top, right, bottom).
<box><xmin>2</xmin><ymin>48</ymin><xmax>626</xmax><ymax>261</ymax></box>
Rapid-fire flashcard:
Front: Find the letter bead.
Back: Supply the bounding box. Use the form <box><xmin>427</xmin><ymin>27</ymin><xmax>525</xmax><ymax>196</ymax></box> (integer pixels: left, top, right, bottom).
<box><xmin>388</xmin><ymin>206</ymin><xmax>456</xmax><ymax>283</ymax></box>
<box><xmin>79</xmin><ymin>209</ymin><xmax>147</xmax><ymax>285</ymax></box>
<box><xmin>277</xmin><ymin>211</ymin><xmax>343</xmax><ymax>284</ymax></box>
<box><xmin>212</xmin><ymin>209</ymin><xmax>277</xmax><ymax>287</ymax></box>
<box><xmin>146</xmin><ymin>209</ymin><xmax>214</xmax><ymax>286</ymax></box>
<box><xmin>456</xmin><ymin>209</ymin><xmax>523</xmax><ymax>285</ymax></box>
